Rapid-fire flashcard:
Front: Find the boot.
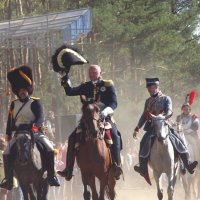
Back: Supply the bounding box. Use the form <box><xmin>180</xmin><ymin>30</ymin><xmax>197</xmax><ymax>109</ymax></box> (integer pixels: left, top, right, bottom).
<box><xmin>134</xmin><ymin>157</ymin><xmax>151</xmax><ymax>185</ymax></box>
<box><xmin>179</xmin><ymin>153</ymin><xmax>198</xmax><ymax>174</ymax></box>
<box><xmin>180</xmin><ymin>160</ymin><xmax>186</xmax><ymax>175</ymax></box>
<box><xmin>111</xmin><ymin>147</ymin><xmax>122</xmax><ymax>180</ymax></box>
<box><xmin>57</xmin><ymin>132</ymin><xmax>76</xmax><ymax>181</ymax></box>
<box><xmin>0</xmin><ymin>155</ymin><xmax>13</xmax><ymax>190</ymax></box>
<box><xmin>57</xmin><ymin>168</ymin><xmax>74</xmax><ymax>181</ymax></box>
<box><xmin>47</xmin><ymin>152</ymin><xmax>60</xmax><ymax>186</ymax></box>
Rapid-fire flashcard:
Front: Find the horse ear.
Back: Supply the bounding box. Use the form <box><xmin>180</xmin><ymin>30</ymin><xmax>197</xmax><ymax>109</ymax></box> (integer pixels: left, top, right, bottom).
<box><xmin>80</xmin><ymin>95</ymin><xmax>87</xmax><ymax>104</ymax></box>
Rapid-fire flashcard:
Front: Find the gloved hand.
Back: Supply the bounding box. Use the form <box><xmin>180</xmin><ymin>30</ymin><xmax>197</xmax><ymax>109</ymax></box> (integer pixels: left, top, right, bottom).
<box><xmin>101</xmin><ymin>107</ymin><xmax>114</xmax><ymax>117</ymax></box>
<box><xmin>32</xmin><ymin>123</ymin><xmax>39</xmax><ymax>133</ymax></box>
<box><xmin>133</xmin><ymin>126</ymin><xmax>139</xmax><ymax>139</ymax></box>
<box><xmin>61</xmin><ymin>74</ymin><xmax>71</xmax><ymax>87</ymax></box>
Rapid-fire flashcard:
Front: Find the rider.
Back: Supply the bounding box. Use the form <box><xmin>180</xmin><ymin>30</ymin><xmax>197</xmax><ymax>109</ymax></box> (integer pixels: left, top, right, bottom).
<box><xmin>0</xmin><ymin>65</ymin><xmax>60</xmax><ymax>190</ymax></box>
<box><xmin>133</xmin><ymin>78</ymin><xmax>198</xmax><ymax>185</ymax></box>
<box><xmin>57</xmin><ymin>64</ymin><xmax>122</xmax><ymax>180</ymax></box>
<box><xmin>176</xmin><ymin>93</ymin><xmax>199</xmax><ymax>138</ymax></box>
<box><xmin>176</xmin><ymin>92</ymin><xmax>200</xmax><ymax>174</ymax></box>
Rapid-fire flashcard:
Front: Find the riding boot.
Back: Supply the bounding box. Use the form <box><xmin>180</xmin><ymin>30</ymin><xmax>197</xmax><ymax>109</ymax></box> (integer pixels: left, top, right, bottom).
<box><xmin>111</xmin><ymin>146</ymin><xmax>122</xmax><ymax>180</ymax></box>
<box><xmin>134</xmin><ymin>157</ymin><xmax>148</xmax><ymax>175</ymax></box>
<box><xmin>179</xmin><ymin>152</ymin><xmax>198</xmax><ymax>174</ymax></box>
<box><xmin>180</xmin><ymin>160</ymin><xmax>186</xmax><ymax>175</ymax></box>
<box><xmin>0</xmin><ymin>155</ymin><xmax>13</xmax><ymax>190</ymax></box>
<box><xmin>57</xmin><ymin>131</ymin><xmax>76</xmax><ymax>181</ymax></box>
<box><xmin>134</xmin><ymin>157</ymin><xmax>151</xmax><ymax>185</ymax></box>
<box><xmin>46</xmin><ymin>151</ymin><xmax>60</xmax><ymax>186</ymax></box>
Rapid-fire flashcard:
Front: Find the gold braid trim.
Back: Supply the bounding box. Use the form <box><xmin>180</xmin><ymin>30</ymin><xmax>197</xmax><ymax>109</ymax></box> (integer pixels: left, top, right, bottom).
<box><xmin>103</xmin><ymin>80</ymin><xmax>114</xmax><ymax>87</ymax></box>
<box><xmin>19</xmin><ymin>70</ymin><xmax>32</xmax><ymax>85</ymax></box>
<box><xmin>57</xmin><ymin>48</ymin><xmax>88</xmax><ymax>69</ymax></box>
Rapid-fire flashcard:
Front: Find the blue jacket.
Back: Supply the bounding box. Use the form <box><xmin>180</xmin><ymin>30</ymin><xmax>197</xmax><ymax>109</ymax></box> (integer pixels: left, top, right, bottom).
<box><xmin>137</xmin><ymin>91</ymin><xmax>173</xmax><ymax>130</ymax></box>
<box><xmin>63</xmin><ymin>79</ymin><xmax>118</xmax><ymax>110</ymax></box>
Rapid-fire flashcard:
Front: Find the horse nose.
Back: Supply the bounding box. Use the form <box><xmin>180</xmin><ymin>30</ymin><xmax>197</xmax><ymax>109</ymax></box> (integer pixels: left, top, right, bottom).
<box><xmin>19</xmin><ymin>155</ymin><xmax>28</xmax><ymax>164</ymax></box>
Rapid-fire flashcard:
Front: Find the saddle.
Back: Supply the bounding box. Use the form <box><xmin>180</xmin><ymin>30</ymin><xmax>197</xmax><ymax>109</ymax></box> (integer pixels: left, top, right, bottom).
<box><xmin>74</xmin><ymin>121</ymin><xmax>113</xmax><ymax>150</ymax></box>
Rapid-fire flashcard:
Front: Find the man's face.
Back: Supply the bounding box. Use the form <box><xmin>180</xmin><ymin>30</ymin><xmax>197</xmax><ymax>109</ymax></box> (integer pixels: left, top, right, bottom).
<box><xmin>88</xmin><ymin>66</ymin><xmax>101</xmax><ymax>81</ymax></box>
<box><xmin>182</xmin><ymin>106</ymin><xmax>191</xmax><ymax>115</ymax></box>
<box><xmin>147</xmin><ymin>84</ymin><xmax>158</xmax><ymax>96</ymax></box>
<box><xmin>18</xmin><ymin>88</ymin><xmax>29</xmax><ymax>99</ymax></box>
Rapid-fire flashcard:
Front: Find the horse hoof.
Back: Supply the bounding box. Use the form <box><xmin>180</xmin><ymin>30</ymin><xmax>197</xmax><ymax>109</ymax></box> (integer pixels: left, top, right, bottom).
<box><xmin>83</xmin><ymin>191</ymin><xmax>91</xmax><ymax>200</ymax></box>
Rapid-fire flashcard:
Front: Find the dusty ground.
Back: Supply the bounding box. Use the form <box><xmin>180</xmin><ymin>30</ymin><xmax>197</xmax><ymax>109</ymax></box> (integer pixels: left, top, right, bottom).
<box><xmin>48</xmin><ymin>169</ymin><xmax>188</xmax><ymax>200</ymax></box>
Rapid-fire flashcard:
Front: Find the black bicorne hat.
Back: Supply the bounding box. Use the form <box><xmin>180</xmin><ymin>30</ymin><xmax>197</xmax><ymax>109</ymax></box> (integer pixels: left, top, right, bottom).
<box><xmin>145</xmin><ymin>78</ymin><xmax>159</xmax><ymax>88</ymax></box>
<box><xmin>51</xmin><ymin>44</ymin><xmax>89</xmax><ymax>73</ymax></box>
<box><xmin>7</xmin><ymin>65</ymin><xmax>34</xmax><ymax>95</ymax></box>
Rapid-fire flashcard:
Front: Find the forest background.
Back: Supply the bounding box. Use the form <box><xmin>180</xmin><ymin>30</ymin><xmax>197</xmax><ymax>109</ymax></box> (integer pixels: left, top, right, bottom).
<box><xmin>0</xmin><ymin>0</ymin><xmax>200</xmax><ymax>141</ymax></box>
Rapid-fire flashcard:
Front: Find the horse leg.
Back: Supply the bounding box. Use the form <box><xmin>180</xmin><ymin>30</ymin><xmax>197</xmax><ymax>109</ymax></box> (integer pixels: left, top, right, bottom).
<box><xmin>98</xmin><ymin>176</ymin><xmax>107</xmax><ymax>200</ymax></box>
<box><xmin>81</xmin><ymin>172</ymin><xmax>92</xmax><ymax>200</ymax></box>
<box><xmin>37</xmin><ymin>178</ymin><xmax>49</xmax><ymax>200</ymax></box>
<box><xmin>20</xmin><ymin>184</ymin><xmax>31</xmax><ymax>200</ymax></box>
<box><xmin>88</xmin><ymin>175</ymin><xmax>98</xmax><ymax>200</ymax></box>
<box><xmin>27</xmin><ymin>185</ymin><xmax>37</xmax><ymax>200</ymax></box>
<box><xmin>153</xmin><ymin>171</ymin><xmax>163</xmax><ymax>200</ymax></box>
<box><xmin>106</xmin><ymin>169</ymin><xmax>116</xmax><ymax>200</ymax></box>
<box><xmin>167</xmin><ymin>174</ymin><xmax>175</xmax><ymax>200</ymax></box>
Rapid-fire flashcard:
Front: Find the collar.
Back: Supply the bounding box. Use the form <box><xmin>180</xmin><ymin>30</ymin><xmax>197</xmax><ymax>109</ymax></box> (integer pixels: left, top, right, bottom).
<box><xmin>151</xmin><ymin>92</ymin><xmax>159</xmax><ymax>97</ymax></box>
<box><xmin>19</xmin><ymin>97</ymin><xmax>30</xmax><ymax>103</ymax></box>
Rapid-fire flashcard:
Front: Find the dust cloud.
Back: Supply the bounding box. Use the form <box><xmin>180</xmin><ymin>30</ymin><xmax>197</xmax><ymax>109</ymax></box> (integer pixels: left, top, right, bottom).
<box><xmin>47</xmin><ymin>87</ymin><xmax>189</xmax><ymax>200</ymax></box>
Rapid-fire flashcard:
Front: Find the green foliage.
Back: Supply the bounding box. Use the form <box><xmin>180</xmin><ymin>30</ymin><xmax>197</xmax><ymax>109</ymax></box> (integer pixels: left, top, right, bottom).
<box><xmin>1</xmin><ymin>0</ymin><xmax>200</xmax><ymax>117</ymax></box>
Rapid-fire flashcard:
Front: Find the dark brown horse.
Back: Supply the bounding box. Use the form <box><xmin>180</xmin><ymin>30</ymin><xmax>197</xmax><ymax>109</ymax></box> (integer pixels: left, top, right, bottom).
<box><xmin>13</xmin><ymin>130</ymin><xmax>49</xmax><ymax>200</ymax></box>
<box><xmin>76</xmin><ymin>97</ymin><xmax>116</xmax><ymax>200</ymax></box>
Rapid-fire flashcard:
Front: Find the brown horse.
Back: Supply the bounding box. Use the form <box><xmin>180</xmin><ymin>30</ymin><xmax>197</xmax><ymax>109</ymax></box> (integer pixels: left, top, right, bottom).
<box><xmin>13</xmin><ymin>130</ymin><xmax>49</xmax><ymax>200</ymax></box>
<box><xmin>76</xmin><ymin>97</ymin><xmax>116</xmax><ymax>200</ymax></box>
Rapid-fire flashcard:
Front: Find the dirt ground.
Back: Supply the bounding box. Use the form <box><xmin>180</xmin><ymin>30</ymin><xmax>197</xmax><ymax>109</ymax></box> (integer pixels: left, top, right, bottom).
<box><xmin>48</xmin><ymin>169</ymin><xmax>188</xmax><ymax>200</ymax></box>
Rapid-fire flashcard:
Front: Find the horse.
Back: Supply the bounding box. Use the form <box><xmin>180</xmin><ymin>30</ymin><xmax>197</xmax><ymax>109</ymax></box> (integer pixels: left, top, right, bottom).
<box><xmin>177</xmin><ymin>126</ymin><xmax>200</xmax><ymax>200</ymax></box>
<box><xmin>149</xmin><ymin>114</ymin><xmax>179</xmax><ymax>200</ymax></box>
<box><xmin>13</xmin><ymin>130</ymin><xmax>49</xmax><ymax>200</ymax></box>
<box><xmin>76</xmin><ymin>97</ymin><xmax>116</xmax><ymax>200</ymax></box>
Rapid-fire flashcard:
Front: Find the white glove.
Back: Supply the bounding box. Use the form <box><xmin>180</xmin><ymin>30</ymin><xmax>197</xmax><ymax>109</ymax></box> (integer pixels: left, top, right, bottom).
<box><xmin>101</xmin><ymin>107</ymin><xmax>114</xmax><ymax>117</ymax></box>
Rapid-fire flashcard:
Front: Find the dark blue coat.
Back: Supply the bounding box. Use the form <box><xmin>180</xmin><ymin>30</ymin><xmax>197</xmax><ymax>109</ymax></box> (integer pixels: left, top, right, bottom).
<box><xmin>63</xmin><ymin>79</ymin><xmax>118</xmax><ymax>110</ymax></box>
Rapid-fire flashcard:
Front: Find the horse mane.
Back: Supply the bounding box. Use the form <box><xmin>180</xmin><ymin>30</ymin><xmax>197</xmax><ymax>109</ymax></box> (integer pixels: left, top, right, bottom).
<box><xmin>80</xmin><ymin>100</ymin><xmax>100</xmax><ymax>139</ymax></box>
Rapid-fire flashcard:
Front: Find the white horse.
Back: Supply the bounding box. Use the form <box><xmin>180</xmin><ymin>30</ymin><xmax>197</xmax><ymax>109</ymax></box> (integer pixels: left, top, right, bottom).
<box><xmin>178</xmin><ymin>129</ymin><xmax>200</xmax><ymax>200</ymax></box>
<box><xmin>149</xmin><ymin>114</ymin><xmax>179</xmax><ymax>200</ymax></box>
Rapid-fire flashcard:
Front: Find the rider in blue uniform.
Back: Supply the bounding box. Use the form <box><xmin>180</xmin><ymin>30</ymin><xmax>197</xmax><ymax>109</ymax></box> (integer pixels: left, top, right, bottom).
<box><xmin>0</xmin><ymin>65</ymin><xmax>60</xmax><ymax>190</ymax></box>
<box><xmin>51</xmin><ymin>45</ymin><xmax>122</xmax><ymax>180</ymax></box>
<box><xmin>133</xmin><ymin>78</ymin><xmax>198</xmax><ymax>184</ymax></box>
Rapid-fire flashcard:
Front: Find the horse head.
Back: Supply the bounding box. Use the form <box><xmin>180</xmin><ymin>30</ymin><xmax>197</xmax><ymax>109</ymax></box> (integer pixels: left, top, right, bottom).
<box><xmin>149</xmin><ymin>113</ymin><xmax>169</xmax><ymax>143</ymax></box>
<box><xmin>80</xmin><ymin>95</ymin><xmax>100</xmax><ymax>138</ymax></box>
<box><xmin>15</xmin><ymin>130</ymin><xmax>33</xmax><ymax>165</ymax></box>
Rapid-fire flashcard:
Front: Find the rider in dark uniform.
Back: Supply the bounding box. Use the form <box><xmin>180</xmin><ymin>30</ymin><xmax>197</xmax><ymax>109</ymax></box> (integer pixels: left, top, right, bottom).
<box><xmin>133</xmin><ymin>78</ymin><xmax>198</xmax><ymax>185</ymax></box>
<box><xmin>0</xmin><ymin>65</ymin><xmax>60</xmax><ymax>190</ymax></box>
<box><xmin>51</xmin><ymin>45</ymin><xmax>122</xmax><ymax>180</ymax></box>
<box><xmin>57</xmin><ymin>64</ymin><xmax>122</xmax><ymax>180</ymax></box>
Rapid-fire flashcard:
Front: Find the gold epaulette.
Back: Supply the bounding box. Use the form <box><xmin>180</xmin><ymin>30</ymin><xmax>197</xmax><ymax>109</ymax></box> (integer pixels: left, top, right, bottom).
<box><xmin>103</xmin><ymin>80</ymin><xmax>114</xmax><ymax>87</ymax></box>
<box><xmin>31</xmin><ymin>96</ymin><xmax>40</xmax><ymax>100</ymax></box>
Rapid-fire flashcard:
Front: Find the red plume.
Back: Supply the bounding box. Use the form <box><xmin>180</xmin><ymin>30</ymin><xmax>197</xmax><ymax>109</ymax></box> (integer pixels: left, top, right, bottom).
<box><xmin>188</xmin><ymin>90</ymin><xmax>197</xmax><ymax>105</ymax></box>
